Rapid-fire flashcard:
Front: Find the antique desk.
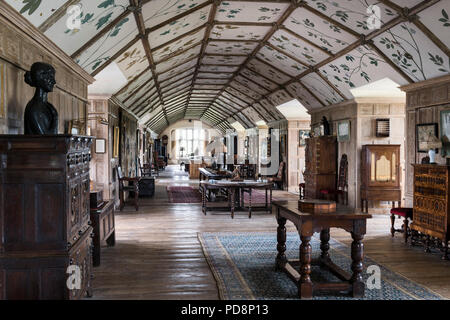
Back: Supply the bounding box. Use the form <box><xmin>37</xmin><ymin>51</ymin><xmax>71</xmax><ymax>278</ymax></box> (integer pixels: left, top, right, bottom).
<box><xmin>273</xmin><ymin>201</ymin><xmax>372</xmax><ymax>299</ymax></box>
<box><xmin>200</xmin><ymin>180</ymin><xmax>273</xmax><ymax>218</ymax></box>
<box><xmin>90</xmin><ymin>200</ymin><xmax>115</xmax><ymax>267</ymax></box>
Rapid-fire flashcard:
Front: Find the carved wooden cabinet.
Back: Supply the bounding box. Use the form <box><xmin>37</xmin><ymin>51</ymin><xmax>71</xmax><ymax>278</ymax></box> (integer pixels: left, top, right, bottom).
<box><xmin>360</xmin><ymin>145</ymin><xmax>401</xmax><ymax>213</ymax></box>
<box><xmin>412</xmin><ymin>165</ymin><xmax>449</xmax><ymax>259</ymax></box>
<box><xmin>0</xmin><ymin>135</ymin><xmax>94</xmax><ymax>300</ymax></box>
<box><xmin>304</xmin><ymin>136</ymin><xmax>337</xmax><ymax>199</ymax></box>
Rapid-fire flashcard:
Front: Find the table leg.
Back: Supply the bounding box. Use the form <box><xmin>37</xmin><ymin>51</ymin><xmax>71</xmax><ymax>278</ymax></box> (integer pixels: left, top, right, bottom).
<box><xmin>202</xmin><ymin>186</ymin><xmax>207</xmax><ymax>215</ymax></box>
<box><xmin>443</xmin><ymin>239</ymin><xmax>449</xmax><ymax>260</ymax></box>
<box><xmin>270</xmin><ymin>188</ymin><xmax>273</xmax><ymax>213</ymax></box>
<box><xmin>231</xmin><ymin>188</ymin><xmax>235</xmax><ymax>219</ymax></box>
<box><xmin>320</xmin><ymin>228</ymin><xmax>331</xmax><ymax>262</ymax></box>
<box><xmin>265</xmin><ymin>188</ymin><xmax>268</xmax><ymax>211</ymax></box>
<box><xmin>93</xmin><ymin>234</ymin><xmax>101</xmax><ymax>267</ymax></box>
<box><xmin>299</xmin><ymin>234</ymin><xmax>313</xmax><ymax>299</ymax></box>
<box><xmin>248</xmin><ymin>188</ymin><xmax>252</xmax><ymax>219</ymax></box>
<box><xmin>275</xmin><ymin>213</ymin><xmax>287</xmax><ymax>269</ymax></box>
<box><xmin>106</xmin><ymin>231</ymin><xmax>116</xmax><ymax>247</ymax></box>
<box><xmin>350</xmin><ymin>232</ymin><xmax>365</xmax><ymax>298</ymax></box>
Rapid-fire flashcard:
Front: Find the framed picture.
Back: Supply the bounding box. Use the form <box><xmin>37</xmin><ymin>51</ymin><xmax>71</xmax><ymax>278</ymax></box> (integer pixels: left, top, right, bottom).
<box><xmin>113</xmin><ymin>126</ymin><xmax>120</xmax><ymax>158</ymax></box>
<box><xmin>337</xmin><ymin>120</ymin><xmax>351</xmax><ymax>142</ymax></box>
<box><xmin>313</xmin><ymin>125</ymin><xmax>323</xmax><ymax>137</ymax></box>
<box><xmin>416</xmin><ymin>123</ymin><xmax>438</xmax><ymax>153</ymax></box>
<box><xmin>68</xmin><ymin>120</ymin><xmax>83</xmax><ymax>135</ymax></box>
<box><xmin>299</xmin><ymin>130</ymin><xmax>310</xmax><ymax>146</ymax></box>
<box><xmin>440</xmin><ymin>110</ymin><xmax>450</xmax><ymax>157</ymax></box>
<box><xmin>95</xmin><ymin>139</ymin><xmax>106</xmax><ymax>154</ymax></box>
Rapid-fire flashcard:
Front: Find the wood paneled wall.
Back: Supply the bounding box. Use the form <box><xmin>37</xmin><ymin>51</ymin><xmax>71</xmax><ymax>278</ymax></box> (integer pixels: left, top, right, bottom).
<box><xmin>0</xmin><ymin>3</ymin><xmax>94</xmax><ymax>134</ymax></box>
<box><xmin>401</xmin><ymin>75</ymin><xmax>450</xmax><ymax>207</ymax></box>
<box><xmin>310</xmin><ymin>98</ymin><xmax>406</xmax><ymax>211</ymax></box>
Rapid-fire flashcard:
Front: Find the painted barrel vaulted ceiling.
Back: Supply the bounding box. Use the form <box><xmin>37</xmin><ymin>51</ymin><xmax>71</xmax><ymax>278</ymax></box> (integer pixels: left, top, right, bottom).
<box><xmin>5</xmin><ymin>0</ymin><xmax>450</xmax><ymax>133</ymax></box>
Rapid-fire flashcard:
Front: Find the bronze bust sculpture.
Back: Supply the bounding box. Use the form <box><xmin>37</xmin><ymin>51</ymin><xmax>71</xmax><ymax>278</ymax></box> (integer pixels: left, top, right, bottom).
<box><xmin>24</xmin><ymin>62</ymin><xmax>58</xmax><ymax>135</ymax></box>
<box><xmin>322</xmin><ymin>116</ymin><xmax>331</xmax><ymax>136</ymax></box>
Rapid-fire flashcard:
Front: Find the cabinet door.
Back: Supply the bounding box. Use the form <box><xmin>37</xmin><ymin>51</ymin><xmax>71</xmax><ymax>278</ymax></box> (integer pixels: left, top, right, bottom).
<box><xmin>366</xmin><ymin>146</ymin><xmax>400</xmax><ymax>188</ymax></box>
<box><xmin>68</xmin><ymin>233</ymin><xmax>92</xmax><ymax>300</ymax></box>
<box><xmin>80</xmin><ymin>174</ymin><xmax>90</xmax><ymax>227</ymax></box>
<box><xmin>68</xmin><ymin>179</ymin><xmax>81</xmax><ymax>241</ymax></box>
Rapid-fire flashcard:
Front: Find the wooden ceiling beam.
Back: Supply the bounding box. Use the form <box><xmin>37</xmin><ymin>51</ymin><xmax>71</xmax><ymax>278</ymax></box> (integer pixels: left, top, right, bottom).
<box><xmin>39</xmin><ymin>0</ymin><xmax>81</xmax><ymax>33</ymax></box>
<box><xmin>200</xmin><ymin>2</ymin><xmax>297</xmax><ymax>122</ymax></box>
<box><xmin>154</xmin><ymin>41</ymin><xmax>203</xmax><ymax>65</ymax></box>
<box><xmin>151</xmin><ymin>23</ymin><xmax>208</xmax><ymax>53</ymax></box>
<box><xmin>279</xmin><ymin>26</ymin><xmax>332</xmax><ymax>57</ymax></box>
<box><xmin>91</xmin><ymin>35</ymin><xmax>141</xmax><ymax>76</ymax></box>
<box><xmin>184</xmin><ymin>0</ymin><xmax>220</xmax><ymax>119</ymax></box>
<box><xmin>131</xmin><ymin>0</ymin><xmax>168</xmax><ymax>124</ymax></box>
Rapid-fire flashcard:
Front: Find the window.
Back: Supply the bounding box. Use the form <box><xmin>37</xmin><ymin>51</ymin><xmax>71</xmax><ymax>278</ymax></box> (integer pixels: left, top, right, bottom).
<box><xmin>176</xmin><ymin>128</ymin><xmax>208</xmax><ymax>158</ymax></box>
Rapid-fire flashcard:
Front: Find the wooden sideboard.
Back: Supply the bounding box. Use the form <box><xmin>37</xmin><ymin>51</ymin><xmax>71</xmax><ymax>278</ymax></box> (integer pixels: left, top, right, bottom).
<box><xmin>0</xmin><ymin>135</ymin><xmax>94</xmax><ymax>299</ymax></box>
<box><xmin>412</xmin><ymin>164</ymin><xmax>449</xmax><ymax>259</ymax></box>
<box><xmin>304</xmin><ymin>136</ymin><xmax>337</xmax><ymax>199</ymax></box>
<box><xmin>360</xmin><ymin>145</ymin><xmax>401</xmax><ymax>212</ymax></box>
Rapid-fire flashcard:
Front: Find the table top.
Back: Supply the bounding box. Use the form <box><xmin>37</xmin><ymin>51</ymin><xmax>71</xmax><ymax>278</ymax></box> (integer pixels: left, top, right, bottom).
<box><xmin>273</xmin><ymin>201</ymin><xmax>372</xmax><ymax>220</ymax></box>
<box><xmin>199</xmin><ymin>168</ymin><xmax>232</xmax><ymax>177</ymax></box>
<box><xmin>200</xmin><ymin>180</ymin><xmax>272</xmax><ymax>188</ymax></box>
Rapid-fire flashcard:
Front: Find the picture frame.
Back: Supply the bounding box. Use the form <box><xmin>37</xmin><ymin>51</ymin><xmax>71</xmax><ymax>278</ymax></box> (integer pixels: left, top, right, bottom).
<box><xmin>95</xmin><ymin>138</ymin><xmax>106</xmax><ymax>154</ymax></box>
<box><xmin>113</xmin><ymin>126</ymin><xmax>120</xmax><ymax>158</ymax></box>
<box><xmin>312</xmin><ymin>125</ymin><xmax>323</xmax><ymax>137</ymax></box>
<box><xmin>299</xmin><ymin>130</ymin><xmax>310</xmax><ymax>146</ymax></box>
<box><xmin>337</xmin><ymin>120</ymin><xmax>351</xmax><ymax>142</ymax></box>
<box><xmin>68</xmin><ymin>120</ymin><xmax>84</xmax><ymax>135</ymax></box>
<box><xmin>416</xmin><ymin>123</ymin><xmax>438</xmax><ymax>153</ymax></box>
<box><xmin>440</xmin><ymin>110</ymin><xmax>450</xmax><ymax>157</ymax></box>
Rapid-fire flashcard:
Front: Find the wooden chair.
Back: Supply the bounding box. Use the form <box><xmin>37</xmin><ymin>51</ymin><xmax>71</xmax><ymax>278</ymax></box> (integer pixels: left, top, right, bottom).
<box><xmin>138</xmin><ymin>158</ymin><xmax>152</xmax><ymax>177</ymax></box>
<box><xmin>264</xmin><ymin>162</ymin><xmax>285</xmax><ymax>190</ymax></box>
<box><xmin>116</xmin><ymin>166</ymin><xmax>140</xmax><ymax>211</ymax></box>
<box><xmin>320</xmin><ymin>154</ymin><xmax>348</xmax><ymax>205</ymax></box>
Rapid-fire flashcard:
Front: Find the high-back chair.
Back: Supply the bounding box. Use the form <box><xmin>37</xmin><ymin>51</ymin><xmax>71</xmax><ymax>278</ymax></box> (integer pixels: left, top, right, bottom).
<box><xmin>320</xmin><ymin>154</ymin><xmax>348</xmax><ymax>205</ymax></box>
<box><xmin>116</xmin><ymin>166</ymin><xmax>140</xmax><ymax>211</ymax></box>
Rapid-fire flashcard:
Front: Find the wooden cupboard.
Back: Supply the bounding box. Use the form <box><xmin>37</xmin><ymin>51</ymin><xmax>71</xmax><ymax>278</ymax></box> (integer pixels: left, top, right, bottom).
<box><xmin>0</xmin><ymin>135</ymin><xmax>94</xmax><ymax>299</ymax></box>
<box><xmin>360</xmin><ymin>145</ymin><xmax>401</xmax><ymax>213</ymax></box>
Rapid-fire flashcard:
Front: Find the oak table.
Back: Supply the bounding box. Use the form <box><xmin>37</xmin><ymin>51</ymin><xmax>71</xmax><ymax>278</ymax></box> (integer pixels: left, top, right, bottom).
<box><xmin>273</xmin><ymin>200</ymin><xmax>372</xmax><ymax>299</ymax></box>
<box><xmin>200</xmin><ymin>180</ymin><xmax>273</xmax><ymax>218</ymax></box>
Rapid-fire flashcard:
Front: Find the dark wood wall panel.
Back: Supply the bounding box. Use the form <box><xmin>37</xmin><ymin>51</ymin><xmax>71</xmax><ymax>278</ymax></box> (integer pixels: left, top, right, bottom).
<box><xmin>0</xmin><ymin>6</ymin><xmax>94</xmax><ymax>134</ymax></box>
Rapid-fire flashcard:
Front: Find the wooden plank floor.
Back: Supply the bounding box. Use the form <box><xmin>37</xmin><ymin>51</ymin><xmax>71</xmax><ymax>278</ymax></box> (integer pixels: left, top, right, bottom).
<box><xmin>91</xmin><ymin>166</ymin><xmax>450</xmax><ymax>300</ymax></box>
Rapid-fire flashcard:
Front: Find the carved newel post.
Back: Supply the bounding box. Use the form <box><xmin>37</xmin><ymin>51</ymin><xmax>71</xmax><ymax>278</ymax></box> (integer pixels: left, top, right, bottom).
<box><xmin>24</xmin><ymin>62</ymin><xmax>58</xmax><ymax>135</ymax></box>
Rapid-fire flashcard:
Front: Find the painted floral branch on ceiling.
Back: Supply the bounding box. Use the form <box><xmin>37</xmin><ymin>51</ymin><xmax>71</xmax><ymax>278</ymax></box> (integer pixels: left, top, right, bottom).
<box><xmin>322</xmin><ymin>46</ymin><xmax>385</xmax><ymax>88</ymax></box>
<box><xmin>378</xmin><ymin>23</ymin><xmax>449</xmax><ymax>82</ymax></box>
<box><xmin>307</xmin><ymin>0</ymin><xmax>396</xmax><ymax>31</ymax></box>
<box><xmin>144</xmin><ymin>0</ymin><xmax>200</xmax><ymax>26</ymax></box>
<box><xmin>218</xmin><ymin>2</ymin><xmax>282</xmax><ymax>21</ymax></box>
<box><xmin>289</xmin><ymin>16</ymin><xmax>349</xmax><ymax>53</ymax></box>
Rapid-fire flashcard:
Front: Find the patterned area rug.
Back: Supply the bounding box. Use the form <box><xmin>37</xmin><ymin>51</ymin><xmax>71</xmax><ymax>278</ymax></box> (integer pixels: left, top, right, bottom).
<box><xmin>167</xmin><ymin>186</ymin><xmax>202</xmax><ymax>203</ymax></box>
<box><xmin>198</xmin><ymin>232</ymin><xmax>445</xmax><ymax>300</ymax></box>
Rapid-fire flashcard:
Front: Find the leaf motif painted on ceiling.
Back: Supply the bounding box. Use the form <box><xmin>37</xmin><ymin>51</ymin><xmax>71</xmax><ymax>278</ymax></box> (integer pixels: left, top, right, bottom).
<box><xmin>98</xmin><ymin>0</ymin><xmax>115</xmax><ymax>9</ymax></box>
<box><xmin>19</xmin><ymin>0</ymin><xmax>42</xmax><ymax>15</ymax></box>
<box><xmin>96</xmin><ymin>12</ymin><xmax>113</xmax><ymax>30</ymax></box>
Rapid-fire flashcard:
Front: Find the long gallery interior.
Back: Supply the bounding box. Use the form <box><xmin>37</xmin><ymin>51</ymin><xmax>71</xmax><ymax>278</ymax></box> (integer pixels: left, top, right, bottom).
<box><xmin>0</xmin><ymin>0</ymin><xmax>449</xmax><ymax>301</ymax></box>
